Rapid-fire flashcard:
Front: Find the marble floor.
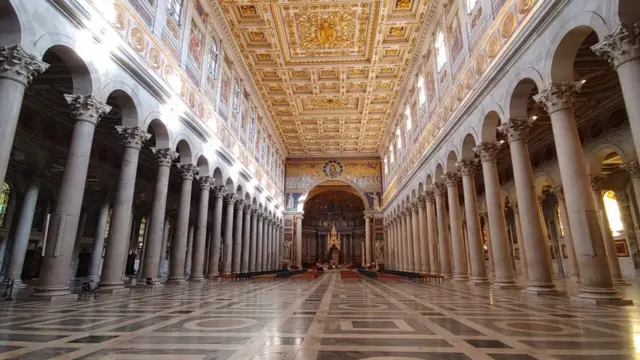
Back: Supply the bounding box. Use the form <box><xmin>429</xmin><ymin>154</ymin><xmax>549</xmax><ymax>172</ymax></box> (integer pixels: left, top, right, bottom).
<box><xmin>0</xmin><ymin>273</ymin><xmax>637</xmax><ymax>359</ymax></box>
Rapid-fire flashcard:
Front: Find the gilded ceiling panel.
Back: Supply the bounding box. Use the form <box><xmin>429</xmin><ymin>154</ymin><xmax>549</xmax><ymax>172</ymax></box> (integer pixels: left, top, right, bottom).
<box><xmin>218</xmin><ymin>0</ymin><xmax>430</xmax><ymax>156</ymax></box>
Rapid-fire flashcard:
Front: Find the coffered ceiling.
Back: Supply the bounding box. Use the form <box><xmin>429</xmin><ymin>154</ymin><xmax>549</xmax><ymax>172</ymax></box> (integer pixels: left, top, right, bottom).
<box><xmin>218</xmin><ymin>0</ymin><xmax>432</xmax><ymax>156</ymax></box>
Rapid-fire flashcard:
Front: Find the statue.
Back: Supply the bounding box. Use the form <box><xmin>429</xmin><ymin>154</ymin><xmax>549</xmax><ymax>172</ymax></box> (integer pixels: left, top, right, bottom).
<box><xmin>283</xmin><ymin>241</ymin><xmax>291</xmax><ymax>260</ymax></box>
<box><xmin>286</xmin><ymin>193</ymin><xmax>294</xmax><ymax>209</ymax></box>
<box><xmin>375</xmin><ymin>240</ymin><xmax>384</xmax><ymax>261</ymax></box>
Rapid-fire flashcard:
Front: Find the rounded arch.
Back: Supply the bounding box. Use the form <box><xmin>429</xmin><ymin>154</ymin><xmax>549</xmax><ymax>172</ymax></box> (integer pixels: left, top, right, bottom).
<box><xmin>611</xmin><ymin>0</ymin><xmax>640</xmax><ymax>25</ymax></box>
<box><xmin>235</xmin><ymin>184</ymin><xmax>243</xmax><ymax>197</ymax></box>
<box><xmin>410</xmin><ymin>188</ymin><xmax>417</xmax><ymax>202</ymax></box>
<box><xmin>503</xmin><ymin>68</ymin><xmax>545</xmax><ymax>118</ymax></box>
<box><xmin>434</xmin><ymin>163</ymin><xmax>445</xmax><ymax>182</ymax></box>
<box><xmin>425</xmin><ymin>173</ymin><xmax>434</xmax><ymax>186</ymax></box>
<box><xmin>144</xmin><ymin>114</ymin><xmax>170</xmax><ymax>148</ymax></box>
<box><xmin>480</xmin><ymin>110</ymin><xmax>503</xmax><ymax>143</ymax></box>
<box><xmin>547</xmin><ymin>14</ymin><xmax>608</xmax><ymax>83</ymax></box>
<box><xmin>508</xmin><ymin>78</ymin><xmax>540</xmax><ymax>119</ymax></box>
<box><xmin>299</xmin><ymin>179</ymin><xmax>370</xmax><ymax>210</ymax></box>
<box><xmin>244</xmin><ymin>192</ymin><xmax>251</xmax><ymax>202</ymax></box>
<box><xmin>105</xmin><ymin>89</ymin><xmax>139</xmax><ymax>127</ymax></box>
<box><xmin>417</xmin><ymin>182</ymin><xmax>424</xmax><ymax>195</ymax></box>
<box><xmin>461</xmin><ymin>133</ymin><xmax>477</xmax><ymax>160</ymax></box>
<box><xmin>196</xmin><ymin>155</ymin><xmax>210</xmax><ymax>176</ymax></box>
<box><xmin>211</xmin><ymin>167</ymin><xmax>224</xmax><ymax>186</ymax></box>
<box><xmin>225</xmin><ymin>177</ymin><xmax>234</xmax><ymax>193</ymax></box>
<box><xmin>34</xmin><ymin>39</ymin><xmax>96</xmax><ymax>95</ymax></box>
<box><xmin>0</xmin><ymin>0</ymin><xmax>24</xmax><ymax>46</ymax></box>
<box><xmin>534</xmin><ymin>172</ymin><xmax>556</xmax><ymax>195</ymax></box>
<box><xmin>174</xmin><ymin>138</ymin><xmax>193</xmax><ymax>164</ymax></box>
<box><xmin>587</xmin><ymin>143</ymin><xmax>629</xmax><ymax>175</ymax></box>
<box><xmin>446</xmin><ymin>150</ymin><xmax>458</xmax><ymax>173</ymax></box>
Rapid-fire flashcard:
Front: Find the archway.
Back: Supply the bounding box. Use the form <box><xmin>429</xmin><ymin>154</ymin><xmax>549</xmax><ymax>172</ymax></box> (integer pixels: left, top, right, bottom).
<box><xmin>300</xmin><ymin>181</ymin><xmax>367</xmax><ymax>267</ymax></box>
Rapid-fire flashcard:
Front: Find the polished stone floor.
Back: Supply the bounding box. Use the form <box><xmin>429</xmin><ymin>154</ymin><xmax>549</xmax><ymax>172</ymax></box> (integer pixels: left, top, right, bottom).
<box><xmin>0</xmin><ymin>272</ymin><xmax>637</xmax><ymax>359</ymax></box>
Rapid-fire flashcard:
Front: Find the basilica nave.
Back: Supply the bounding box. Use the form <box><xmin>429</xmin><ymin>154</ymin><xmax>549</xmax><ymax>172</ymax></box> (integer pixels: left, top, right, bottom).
<box><xmin>1</xmin><ymin>0</ymin><xmax>640</xmax><ymax>358</ymax></box>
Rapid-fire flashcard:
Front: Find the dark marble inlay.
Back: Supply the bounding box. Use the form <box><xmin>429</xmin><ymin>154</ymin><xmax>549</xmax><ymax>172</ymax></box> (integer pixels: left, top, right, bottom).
<box><xmin>278</xmin><ymin>316</ymin><xmax>314</xmax><ymax>333</ymax></box>
<box><xmin>0</xmin><ymin>333</ymin><xmax>68</xmax><ymax>342</ymax></box>
<box><xmin>317</xmin><ymin>351</ymin><xmax>471</xmax><ymax>360</ymax></box>
<box><xmin>0</xmin><ymin>345</ymin><xmax>21</xmax><ymax>353</ymax></box>
<box><xmin>7</xmin><ymin>347</ymin><xmax>77</xmax><ymax>360</ymax></box>
<box><xmin>429</xmin><ymin>317</ymin><xmax>485</xmax><ymax>335</ymax></box>
<box><xmin>75</xmin><ymin>348</ymin><xmax>235</xmax><ymax>360</ymax></box>
<box><xmin>351</xmin><ymin>320</ymin><xmax>399</xmax><ymax>329</ymax></box>
<box><xmin>489</xmin><ymin>354</ymin><xmax>538</xmax><ymax>360</ymax></box>
<box><xmin>109</xmin><ymin>315</ymin><xmax>176</xmax><ymax>332</ymax></box>
<box><xmin>126</xmin><ymin>335</ymin><xmax>249</xmax><ymax>344</ymax></box>
<box><xmin>522</xmin><ymin>340</ymin><xmax>634</xmax><ymax>350</ymax></box>
<box><xmin>464</xmin><ymin>339</ymin><xmax>511</xmax><ymax>348</ymax></box>
<box><xmin>69</xmin><ymin>335</ymin><xmax>120</xmax><ymax>343</ymax></box>
<box><xmin>320</xmin><ymin>337</ymin><xmax>452</xmax><ymax>347</ymax></box>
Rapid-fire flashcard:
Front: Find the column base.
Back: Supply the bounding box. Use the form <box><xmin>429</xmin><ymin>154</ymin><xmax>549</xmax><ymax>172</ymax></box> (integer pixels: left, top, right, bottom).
<box><xmin>30</xmin><ymin>285</ymin><xmax>74</xmax><ymax>301</ymax></box>
<box><xmin>453</xmin><ymin>275</ymin><xmax>469</xmax><ymax>281</ymax></box>
<box><xmin>574</xmin><ymin>286</ymin><xmax>632</xmax><ymax>305</ymax></box>
<box><xmin>613</xmin><ymin>278</ymin><xmax>630</xmax><ymax>286</ymax></box>
<box><xmin>522</xmin><ymin>287</ymin><xmax>562</xmax><ymax>296</ymax></box>
<box><xmin>205</xmin><ymin>273</ymin><xmax>219</xmax><ymax>280</ymax></box>
<box><xmin>443</xmin><ymin>273</ymin><xmax>453</xmax><ymax>279</ymax></box>
<box><xmin>165</xmin><ymin>278</ymin><xmax>187</xmax><ymax>285</ymax></box>
<box><xmin>469</xmin><ymin>278</ymin><xmax>489</xmax><ymax>285</ymax></box>
<box><xmin>490</xmin><ymin>281</ymin><xmax>520</xmax><ymax>290</ymax></box>
<box><xmin>189</xmin><ymin>276</ymin><xmax>205</xmax><ymax>282</ymax></box>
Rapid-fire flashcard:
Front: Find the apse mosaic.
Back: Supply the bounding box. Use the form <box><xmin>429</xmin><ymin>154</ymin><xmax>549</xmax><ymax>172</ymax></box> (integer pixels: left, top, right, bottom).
<box><xmin>286</xmin><ymin>158</ymin><xmax>381</xmax><ymax>193</ymax></box>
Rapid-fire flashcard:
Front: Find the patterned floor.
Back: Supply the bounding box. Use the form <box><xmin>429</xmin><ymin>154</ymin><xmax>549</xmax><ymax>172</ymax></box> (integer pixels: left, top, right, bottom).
<box><xmin>0</xmin><ymin>272</ymin><xmax>637</xmax><ymax>359</ymax></box>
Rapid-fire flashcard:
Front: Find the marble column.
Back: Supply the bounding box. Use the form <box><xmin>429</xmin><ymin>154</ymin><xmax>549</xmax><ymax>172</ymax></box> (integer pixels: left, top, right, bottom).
<box><xmin>141</xmin><ymin>149</ymin><xmax>176</xmax><ymax>281</ymax></box>
<box><xmin>295</xmin><ymin>214</ymin><xmax>303</xmax><ymax>268</ymax></box>
<box><xmin>434</xmin><ymin>183</ymin><xmax>452</xmax><ymax>277</ymax></box>
<box><xmin>365</xmin><ymin>215</ymin><xmax>373</xmax><ymax>265</ymax></box>
<box><xmin>512</xmin><ymin>204</ymin><xmax>528</xmax><ymax>278</ymax></box>
<box><xmin>185</xmin><ymin>224</ymin><xmax>194</xmax><ymax>276</ymax></box>
<box><xmin>249</xmin><ymin>207</ymin><xmax>258</xmax><ymax>271</ymax></box>
<box><xmin>398</xmin><ymin>216</ymin><xmax>405</xmax><ymax>270</ymax></box>
<box><xmin>443</xmin><ymin>173</ymin><xmax>468</xmax><ymax>280</ymax></box>
<box><xmin>222</xmin><ymin>194</ymin><xmax>236</xmax><ymax>274</ymax></box>
<box><xmin>402</xmin><ymin>209</ymin><xmax>411</xmax><ymax>270</ymax></box>
<box><xmin>475</xmin><ymin>143</ymin><xmax>516</xmax><ymax>287</ymax></box>
<box><xmin>592</xmin><ymin>23</ymin><xmax>640</xmax><ymax>162</ymax></box>
<box><xmin>425</xmin><ymin>191</ymin><xmax>439</xmax><ymax>274</ymax></box>
<box><xmin>206</xmin><ymin>186</ymin><xmax>225</xmax><ymax>278</ymax></box>
<box><xmin>499</xmin><ymin>120</ymin><xmax>555</xmax><ymax>292</ymax></box>
<box><xmin>88</xmin><ymin>196</ymin><xmax>110</xmax><ymax>282</ymax></box>
<box><xmin>190</xmin><ymin>176</ymin><xmax>211</xmax><ymax>281</ymax></box>
<box><xmin>535</xmin><ymin>83</ymin><xmax>623</xmax><ymax>301</ymax></box>
<box><xmin>457</xmin><ymin>160</ymin><xmax>488</xmax><ymax>284</ymax></box>
<box><xmin>617</xmin><ymin>191</ymin><xmax>640</xmax><ymax>268</ymax></box>
<box><xmin>590</xmin><ymin>176</ymin><xmax>625</xmax><ymax>283</ymax></box>
<box><xmin>241</xmin><ymin>204</ymin><xmax>251</xmax><ymax>273</ymax></box>
<box><xmin>232</xmin><ymin>199</ymin><xmax>244</xmax><ymax>274</ymax></box>
<box><xmin>417</xmin><ymin>199</ymin><xmax>430</xmax><ymax>273</ymax></box>
<box><xmin>167</xmin><ymin>164</ymin><xmax>197</xmax><ymax>283</ymax></box>
<box><xmin>262</xmin><ymin>218</ymin><xmax>269</xmax><ymax>270</ymax></box>
<box><xmin>410</xmin><ymin>203</ymin><xmax>422</xmax><ymax>272</ymax></box>
<box><xmin>391</xmin><ymin>220</ymin><xmax>398</xmax><ymax>269</ymax></box>
<box><xmin>0</xmin><ymin>45</ymin><xmax>48</xmax><ymax>188</ymax></box>
<box><xmin>275</xmin><ymin>223</ymin><xmax>280</xmax><ymax>269</ymax></box>
<box><xmin>271</xmin><ymin>222</ymin><xmax>277</xmax><ymax>269</ymax></box>
<box><xmin>479</xmin><ymin>212</ymin><xmax>495</xmax><ymax>275</ymax></box>
<box><xmin>7</xmin><ymin>175</ymin><xmax>40</xmax><ymax>286</ymax></box>
<box><xmin>159</xmin><ymin>217</ymin><xmax>171</xmax><ymax>276</ymax></box>
<box><xmin>552</xmin><ymin>188</ymin><xmax>579</xmax><ymax>279</ymax></box>
<box><xmin>256</xmin><ymin>213</ymin><xmax>264</xmax><ymax>270</ymax></box>
<box><xmin>34</xmin><ymin>95</ymin><xmax>111</xmax><ymax>297</ymax></box>
<box><xmin>266</xmin><ymin>219</ymin><xmax>273</xmax><ymax>269</ymax></box>
<box><xmin>621</xmin><ymin>161</ymin><xmax>640</xmax><ymax>266</ymax></box>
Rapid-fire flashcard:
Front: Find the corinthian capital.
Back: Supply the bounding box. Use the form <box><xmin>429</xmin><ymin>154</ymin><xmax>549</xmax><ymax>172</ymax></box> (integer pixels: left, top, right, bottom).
<box><xmin>0</xmin><ymin>45</ymin><xmax>49</xmax><ymax>85</ymax></box>
<box><xmin>433</xmin><ymin>182</ymin><xmax>447</xmax><ymax>196</ymax></box>
<box><xmin>234</xmin><ymin>199</ymin><xmax>244</xmax><ymax>210</ymax></box>
<box><xmin>533</xmin><ymin>81</ymin><xmax>583</xmax><ymax>115</ymax></box>
<box><xmin>212</xmin><ymin>185</ymin><xmax>226</xmax><ymax>198</ymax></box>
<box><xmin>196</xmin><ymin>176</ymin><xmax>212</xmax><ymax>190</ymax></box>
<box><xmin>621</xmin><ymin>160</ymin><xmax>640</xmax><ymax>179</ymax></box>
<box><xmin>456</xmin><ymin>159</ymin><xmax>478</xmax><ymax>176</ymax></box>
<box><xmin>499</xmin><ymin>118</ymin><xmax>534</xmax><ymax>142</ymax></box>
<box><xmin>64</xmin><ymin>94</ymin><xmax>112</xmax><ymax>125</ymax></box>
<box><xmin>116</xmin><ymin>126</ymin><xmax>151</xmax><ymax>149</ymax></box>
<box><xmin>442</xmin><ymin>172</ymin><xmax>460</xmax><ymax>188</ymax></box>
<box><xmin>177</xmin><ymin>163</ymin><xmax>198</xmax><ymax>180</ymax></box>
<box><xmin>474</xmin><ymin>142</ymin><xmax>502</xmax><ymax>162</ymax></box>
<box><xmin>224</xmin><ymin>193</ymin><xmax>236</xmax><ymax>204</ymax></box>
<box><xmin>552</xmin><ymin>186</ymin><xmax>564</xmax><ymax>201</ymax></box>
<box><xmin>423</xmin><ymin>190</ymin><xmax>435</xmax><ymax>203</ymax></box>
<box><xmin>151</xmin><ymin>147</ymin><xmax>178</xmax><ymax>167</ymax></box>
<box><xmin>591</xmin><ymin>23</ymin><xmax>640</xmax><ymax>69</ymax></box>
<box><xmin>589</xmin><ymin>175</ymin><xmax>605</xmax><ymax>192</ymax></box>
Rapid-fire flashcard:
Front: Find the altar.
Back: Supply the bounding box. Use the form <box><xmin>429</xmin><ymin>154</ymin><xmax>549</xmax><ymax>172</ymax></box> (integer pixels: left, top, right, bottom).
<box><xmin>327</xmin><ymin>225</ymin><xmax>341</xmax><ymax>267</ymax></box>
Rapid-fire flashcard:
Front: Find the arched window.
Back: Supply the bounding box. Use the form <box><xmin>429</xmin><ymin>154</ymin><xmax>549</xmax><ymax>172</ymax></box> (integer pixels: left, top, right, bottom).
<box><xmin>405</xmin><ymin>105</ymin><xmax>412</xmax><ymax>132</ymax></box>
<box><xmin>389</xmin><ymin>144</ymin><xmax>395</xmax><ymax>163</ymax></box>
<box><xmin>556</xmin><ymin>206</ymin><xmax>564</xmax><ymax>237</ymax></box>
<box><xmin>384</xmin><ymin>156</ymin><xmax>388</xmax><ymax>174</ymax></box>
<box><xmin>167</xmin><ymin>0</ymin><xmax>184</xmax><ymax>24</ymax></box>
<box><xmin>466</xmin><ymin>0</ymin><xmax>478</xmax><ymax>13</ymax></box>
<box><xmin>396</xmin><ymin>127</ymin><xmax>402</xmax><ymax>152</ymax></box>
<box><xmin>207</xmin><ymin>40</ymin><xmax>219</xmax><ymax>79</ymax></box>
<box><xmin>603</xmin><ymin>190</ymin><xmax>624</xmax><ymax>236</ymax></box>
<box><xmin>435</xmin><ymin>30</ymin><xmax>447</xmax><ymax>71</ymax></box>
<box><xmin>0</xmin><ymin>182</ymin><xmax>10</xmax><ymax>228</ymax></box>
<box><xmin>418</xmin><ymin>75</ymin><xmax>426</xmax><ymax>106</ymax></box>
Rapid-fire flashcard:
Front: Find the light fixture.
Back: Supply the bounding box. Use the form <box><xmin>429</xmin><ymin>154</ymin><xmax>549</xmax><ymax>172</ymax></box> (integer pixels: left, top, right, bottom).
<box><xmin>531</xmin><ymin>115</ymin><xmax>538</xmax><ymax>120</ymax></box>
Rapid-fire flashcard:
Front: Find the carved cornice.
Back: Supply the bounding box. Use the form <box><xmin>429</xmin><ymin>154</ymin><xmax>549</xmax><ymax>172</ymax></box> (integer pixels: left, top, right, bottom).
<box><xmin>0</xmin><ymin>45</ymin><xmax>49</xmax><ymax>86</ymax></box>
<box><xmin>116</xmin><ymin>126</ymin><xmax>151</xmax><ymax>150</ymax></box>
<box><xmin>591</xmin><ymin>22</ymin><xmax>640</xmax><ymax>70</ymax></box>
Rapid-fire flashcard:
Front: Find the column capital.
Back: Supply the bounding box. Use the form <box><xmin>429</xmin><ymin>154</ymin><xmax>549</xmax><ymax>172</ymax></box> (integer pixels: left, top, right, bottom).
<box><xmin>479</xmin><ymin>211</ymin><xmax>488</xmax><ymax>220</ymax></box>
<box><xmin>499</xmin><ymin>117</ymin><xmax>534</xmax><ymax>142</ymax></box>
<box><xmin>533</xmin><ymin>81</ymin><xmax>583</xmax><ymax>115</ymax></box>
<box><xmin>212</xmin><ymin>185</ymin><xmax>226</xmax><ymax>198</ymax></box>
<box><xmin>224</xmin><ymin>193</ymin><xmax>236</xmax><ymax>204</ymax></box>
<box><xmin>552</xmin><ymin>186</ymin><xmax>564</xmax><ymax>201</ymax></box>
<box><xmin>423</xmin><ymin>190</ymin><xmax>435</xmax><ymax>203</ymax></box>
<box><xmin>0</xmin><ymin>45</ymin><xmax>49</xmax><ymax>85</ymax></box>
<box><xmin>591</xmin><ymin>22</ymin><xmax>640</xmax><ymax>70</ymax></box>
<box><xmin>116</xmin><ymin>126</ymin><xmax>151</xmax><ymax>150</ymax></box>
<box><xmin>512</xmin><ymin>202</ymin><xmax>519</xmax><ymax>215</ymax></box>
<box><xmin>615</xmin><ymin>190</ymin><xmax>629</xmax><ymax>206</ymax></box>
<box><xmin>243</xmin><ymin>204</ymin><xmax>252</xmax><ymax>214</ymax></box>
<box><xmin>196</xmin><ymin>176</ymin><xmax>211</xmax><ymax>190</ymax></box>
<box><xmin>589</xmin><ymin>175</ymin><xmax>606</xmax><ymax>192</ymax></box>
<box><xmin>177</xmin><ymin>163</ymin><xmax>198</xmax><ymax>180</ymax></box>
<box><xmin>433</xmin><ymin>182</ymin><xmax>447</xmax><ymax>196</ymax></box>
<box><xmin>621</xmin><ymin>160</ymin><xmax>640</xmax><ymax>178</ymax></box>
<box><xmin>234</xmin><ymin>199</ymin><xmax>244</xmax><ymax>210</ymax></box>
<box><xmin>251</xmin><ymin>206</ymin><xmax>259</xmax><ymax>216</ymax></box>
<box><xmin>65</xmin><ymin>94</ymin><xmax>112</xmax><ymax>125</ymax></box>
<box><xmin>151</xmin><ymin>147</ymin><xmax>178</xmax><ymax>167</ymax></box>
<box><xmin>536</xmin><ymin>195</ymin><xmax>545</xmax><ymax>207</ymax></box>
<box><xmin>410</xmin><ymin>201</ymin><xmax>420</xmax><ymax>213</ymax></box>
<box><xmin>456</xmin><ymin>159</ymin><xmax>478</xmax><ymax>176</ymax></box>
<box><xmin>442</xmin><ymin>172</ymin><xmax>461</xmax><ymax>187</ymax></box>
<box><xmin>474</xmin><ymin>142</ymin><xmax>502</xmax><ymax>162</ymax></box>
<box><xmin>418</xmin><ymin>195</ymin><xmax>427</xmax><ymax>206</ymax></box>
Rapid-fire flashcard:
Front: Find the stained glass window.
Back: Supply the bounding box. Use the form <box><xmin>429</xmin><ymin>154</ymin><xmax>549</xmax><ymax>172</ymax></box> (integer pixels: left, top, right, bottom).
<box><xmin>0</xmin><ymin>182</ymin><xmax>10</xmax><ymax>228</ymax></box>
<box><xmin>603</xmin><ymin>190</ymin><xmax>624</xmax><ymax>236</ymax></box>
<box><xmin>435</xmin><ymin>30</ymin><xmax>447</xmax><ymax>71</ymax></box>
